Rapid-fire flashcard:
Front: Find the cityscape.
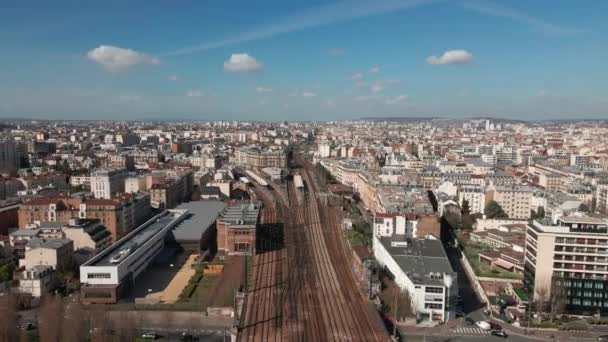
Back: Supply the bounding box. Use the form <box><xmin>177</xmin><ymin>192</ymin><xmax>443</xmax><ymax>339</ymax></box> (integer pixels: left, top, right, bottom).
<box><xmin>1</xmin><ymin>1</ymin><xmax>608</xmax><ymax>342</ymax></box>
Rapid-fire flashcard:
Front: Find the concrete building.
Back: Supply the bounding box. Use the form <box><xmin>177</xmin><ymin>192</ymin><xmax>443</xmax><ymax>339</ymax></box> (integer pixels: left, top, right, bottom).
<box><xmin>216</xmin><ymin>202</ymin><xmax>260</xmax><ymax>256</ymax></box>
<box><xmin>90</xmin><ymin>168</ymin><xmax>129</xmax><ymax>199</ymax></box>
<box><xmin>234</xmin><ymin>146</ymin><xmax>287</xmax><ymax>169</ymax></box>
<box><xmin>597</xmin><ymin>183</ymin><xmax>608</xmax><ymax>214</ymax></box>
<box><xmin>525</xmin><ymin>216</ymin><xmax>608</xmax><ymax>314</ymax></box>
<box><xmin>22</xmin><ymin>238</ymin><xmax>73</xmax><ymax>270</ymax></box>
<box><xmin>486</xmin><ymin>185</ymin><xmax>534</xmax><ymax>220</ymax></box>
<box><xmin>171</xmin><ymin>201</ymin><xmax>226</xmax><ymax>252</ymax></box>
<box><xmin>458</xmin><ymin>185</ymin><xmax>485</xmax><ymax>214</ymax></box>
<box><xmin>79</xmin><ymin>209</ymin><xmax>188</xmax><ymax>304</ymax></box>
<box><xmin>373</xmin><ymin>235</ymin><xmax>457</xmax><ymax>322</ymax></box>
<box><xmin>0</xmin><ymin>200</ymin><xmax>19</xmax><ymax>236</ymax></box>
<box><xmin>18</xmin><ymin>265</ymin><xmax>57</xmax><ymax>298</ymax></box>
<box><xmin>125</xmin><ymin>175</ymin><xmax>148</xmax><ymax>193</ymax></box>
<box><xmin>61</xmin><ymin>218</ymin><xmax>112</xmax><ymax>254</ymax></box>
<box><xmin>18</xmin><ymin>193</ymin><xmax>152</xmax><ymax>241</ymax></box>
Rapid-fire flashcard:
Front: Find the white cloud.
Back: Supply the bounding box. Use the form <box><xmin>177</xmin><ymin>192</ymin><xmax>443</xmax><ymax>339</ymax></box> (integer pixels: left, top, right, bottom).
<box><xmin>537</xmin><ymin>89</ymin><xmax>548</xmax><ymax>96</ymax></box>
<box><xmin>355</xmin><ymin>81</ymin><xmax>368</xmax><ymax>88</ymax></box>
<box><xmin>351</xmin><ymin>72</ymin><xmax>364</xmax><ymax>80</ymax></box>
<box><xmin>256</xmin><ymin>86</ymin><xmax>273</xmax><ymax>93</ymax></box>
<box><xmin>302</xmin><ymin>91</ymin><xmax>317</xmax><ymax>98</ymax></box>
<box><xmin>328</xmin><ymin>48</ymin><xmax>345</xmax><ymax>56</ymax></box>
<box><xmin>426</xmin><ymin>49</ymin><xmax>473</xmax><ymax>65</ymax></box>
<box><xmin>223</xmin><ymin>53</ymin><xmax>263</xmax><ymax>72</ymax></box>
<box><xmin>86</xmin><ymin>45</ymin><xmax>159</xmax><ymax>71</ymax></box>
<box><xmin>354</xmin><ymin>95</ymin><xmax>382</xmax><ymax>102</ymax></box>
<box><xmin>370</xmin><ymin>83</ymin><xmax>384</xmax><ymax>93</ymax></box>
<box><xmin>186</xmin><ymin>89</ymin><xmax>204</xmax><ymax>97</ymax></box>
<box><xmin>369</xmin><ymin>66</ymin><xmax>381</xmax><ymax>73</ymax></box>
<box><xmin>169</xmin><ymin>75</ymin><xmax>178</xmax><ymax>81</ymax></box>
<box><xmin>385</xmin><ymin>95</ymin><xmax>408</xmax><ymax>105</ymax></box>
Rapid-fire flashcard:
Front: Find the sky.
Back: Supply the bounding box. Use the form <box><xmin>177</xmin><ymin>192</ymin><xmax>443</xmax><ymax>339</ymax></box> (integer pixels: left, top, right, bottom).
<box><xmin>0</xmin><ymin>0</ymin><xmax>607</xmax><ymax>121</ymax></box>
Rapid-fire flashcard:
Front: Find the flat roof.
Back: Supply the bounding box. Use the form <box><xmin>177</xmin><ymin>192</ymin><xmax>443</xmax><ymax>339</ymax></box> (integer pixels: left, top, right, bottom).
<box><xmin>378</xmin><ymin>236</ymin><xmax>455</xmax><ymax>286</ymax></box>
<box><xmin>218</xmin><ymin>203</ymin><xmax>260</xmax><ymax>226</ymax></box>
<box><xmin>173</xmin><ymin>201</ymin><xmax>226</xmax><ymax>241</ymax></box>
<box><xmin>87</xmin><ymin>210</ymin><xmax>184</xmax><ymax>267</ymax></box>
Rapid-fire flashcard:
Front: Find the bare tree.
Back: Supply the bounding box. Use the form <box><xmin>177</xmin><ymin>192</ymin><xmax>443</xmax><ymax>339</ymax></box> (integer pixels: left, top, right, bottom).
<box><xmin>0</xmin><ymin>293</ymin><xmax>19</xmax><ymax>342</ymax></box>
<box><xmin>61</xmin><ymin>298</ymin><xmax>85</xmax><ymax>342</ymax></box>
<box><xmin>533</xmin><ymin>286</ymin><xmax>549</xmax><ymax>318</ymax></box>
<box><xmin>38</xmin><ymin>294</ymin><xmax>63</xmax><ymax>342</ymax></box>
<box><xmin>113</xmin><ymin>310</ymin><xmax>136</xmax><ymax>342</ymax></box>
<box><xmin>549</xmin><ymin>280</ymin><xmax>567</xmax><ymax>323</ymax></box>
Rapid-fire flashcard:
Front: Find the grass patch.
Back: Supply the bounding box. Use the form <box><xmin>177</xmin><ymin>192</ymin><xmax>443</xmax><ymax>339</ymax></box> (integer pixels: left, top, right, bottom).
<box><xmin>514</xmin><ymin>287</ymin><xmax>530</xmax><ymax>302</ymax></box>
<box><xmin>457</xmin><ymin>232</ymin><xmax>523</xmax><ymax>280</ymax></box>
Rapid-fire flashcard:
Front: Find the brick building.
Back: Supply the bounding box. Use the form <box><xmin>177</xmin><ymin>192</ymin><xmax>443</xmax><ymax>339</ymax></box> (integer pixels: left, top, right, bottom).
<box><xmin>216</xmin><ymin>202</ymin><xmax>260</xmax><ymax>256</ymax></box>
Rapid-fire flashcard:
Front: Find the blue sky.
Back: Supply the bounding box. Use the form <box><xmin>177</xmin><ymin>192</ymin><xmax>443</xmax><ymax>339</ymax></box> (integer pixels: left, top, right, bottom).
<box><xmin>0</xmin><ymin>0</ymin><xmax>607</xmax><ymax>121</ymax></box>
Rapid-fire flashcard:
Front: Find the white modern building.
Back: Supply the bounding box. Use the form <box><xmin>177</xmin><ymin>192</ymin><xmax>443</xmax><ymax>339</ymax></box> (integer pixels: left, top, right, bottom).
<box><xmin>80</xmin><ymin>209</ymin><xmax>188</xmax><ymax>303</ymax></box>
<box><xmin>373</xmin><ymin>233</ymin><xmax>457</xmax><ymax>322</ymax></box>
<box><xmin>90</xmin><ymin>168</ymin><xmax>129</xmax><ymax>199</ymax></box>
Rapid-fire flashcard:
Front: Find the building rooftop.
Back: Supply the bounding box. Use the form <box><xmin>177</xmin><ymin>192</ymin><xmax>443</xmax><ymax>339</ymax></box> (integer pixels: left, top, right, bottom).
<box><xmin>377</xmin><ymin>236</ymin><xmax>455</xmax><ymax>286</ymax></box>
<box><xmin>218</xmin><ymin>202</ymin><xmax>260</xmax><ymax>227</ymax></box>
<box><xmin>173</xmin><ymin>200</ymin><xmax>226</xmax><ymax>241</ymax></box>
<box><xmin>27</xmin><ymin>238</ymin><xmax>72</xmax><ymax>250</ymax></box>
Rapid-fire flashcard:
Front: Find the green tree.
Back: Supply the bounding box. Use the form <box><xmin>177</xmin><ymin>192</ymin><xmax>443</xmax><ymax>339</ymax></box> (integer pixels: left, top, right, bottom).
<box><xmin>0</xmin><ymin>263</ymin><xmax>15</xmax><ymax>282</ymax></box>
<box><xmin>537</xmin><ymin>206</ymin><xmax>545</xmax><ymax>219</ymax></box>
<box><xmin>485</xmin><ymin>200</ymin><xmax>508</xmax><ymax>219</ymax></box>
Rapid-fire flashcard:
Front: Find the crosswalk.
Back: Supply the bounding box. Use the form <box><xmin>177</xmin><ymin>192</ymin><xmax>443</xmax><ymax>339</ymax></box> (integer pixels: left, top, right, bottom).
<box><xmin>451</xmin><ymin>327</ymin><xmax>491</xmax><ymax>335</ymax></box>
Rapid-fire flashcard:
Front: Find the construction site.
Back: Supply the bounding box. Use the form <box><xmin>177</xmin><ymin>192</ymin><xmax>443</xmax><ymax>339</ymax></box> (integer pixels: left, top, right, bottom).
<box><xmin>238</xmin><ymin>155</ymin><xmax>389</xmax><ymax>341</ymax></box>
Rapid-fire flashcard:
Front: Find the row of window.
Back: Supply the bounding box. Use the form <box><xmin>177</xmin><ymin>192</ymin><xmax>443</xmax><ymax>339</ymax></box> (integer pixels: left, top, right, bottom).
<box><xmin>87</xmin><ymin>273</ymin><xmax>111</xmax><ymax>279</ymax></box>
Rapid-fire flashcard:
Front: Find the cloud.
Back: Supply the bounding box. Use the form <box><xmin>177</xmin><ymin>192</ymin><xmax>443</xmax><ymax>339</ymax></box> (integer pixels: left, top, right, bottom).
<box><xmin>354</xmin><ymin>95</ymin><xmax>382</xmax><ymax>102</ymax></box>
<box><xmin>370</xmin><ymin>66</ymin><xmax>381</xmax><ymax>73</ymax></box>
<box><xmin>351</xmin><ymin>73</ymin><xmax>364</xmax><ymax>80</ymax></box>
<box><xmin>223</xmin><ymin>53</ymin><xmax>263</xmax><ymax>72</ymax></box>
<box><xmin>256</xmin><ymin>86</ymin><xmax>273</xmax><ymax>93</ymax></box>
<box><xmin>426</xmin><ymin>49</ymin><xmax>473</xmax><ymax>65</ymax></box>
<box><xmin>186</xmin><ymin>89</ymin><xmax>204</xmax><ymax>97</ymax></box>
<box><xmin>355</xmin><ymin>81</ymin><xmax>368</xmax><ymax>88</ymax></box>
<box><xmin>370</xmin><ymin>83</ymin><xmax>384</xmax><ymax>93</ymax></box>
<box><xmin>86</xmin><ymin>45</ymin><xmax>159</xmax><ymax>71</ymax></box>
<box><xmin>459</xmin><ymin>0</ymin><xmax>582</xmax><ymax>35</ymax></box>
<box><xmin>302</xmin><ymin>91</ymin><xmax>318</xmax><ymax>98</ymax></box>
<box><xmin>160</xmin><ymin>0</ymin><xmax>432</xmax><ymax>56</ymax></box>
<box><xmin>385</xmin><ymin>95</ymin><xmax>408</xmax><ymax>104</ymax></box>
<box><xmin>169</xmin><ymin>75</ymin><xmax>178</xmax><ymax>81</ymax></box>
<box><xmin>328</xmin><ymin>48</ymin><xmax>346</xmax><ymax>56</ymax></box>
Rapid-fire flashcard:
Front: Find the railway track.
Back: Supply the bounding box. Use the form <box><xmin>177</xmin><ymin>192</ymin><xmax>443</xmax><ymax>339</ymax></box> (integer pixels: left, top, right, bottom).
<box><xmin>238</xmin><ymin>163</ymin><xmax>389</xmax><ymax>341</ymax></box>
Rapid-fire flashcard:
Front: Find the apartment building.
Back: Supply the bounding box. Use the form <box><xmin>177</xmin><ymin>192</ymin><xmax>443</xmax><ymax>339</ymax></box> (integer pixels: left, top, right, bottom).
<box><xmin>525</xmin><ymin>216</ymin><xmax>608</xmax><ymax>314</ymax></box>
<box><xmin>539</xmin><ymin>172</ymin><xmax>563</xmax><ymax>192</ymax></box>
<box><xmin>216</xmin><ymin>202</ymin><xmax>260</xmax><ymax>256</ymax></box>
<box><xmin>597</xmin><ymin>183</ymin><xmax>608</xmax><ymax>214</ymax></box>
<box><xmin>234</xmin><ymin>146</ymin><xmax>287</xmax><ymax>169</ymax></box>
<box><xmin>18</xmin><ymin>193</ymin><xmax>151</xmax><ymax>241</ymax></box>
<box><xmin>486</xmin><ymin>185</ymin><xmax>533</xmax><ymax>219</ymax></box>
<box><xmin>336</xmin><ymin>160</ymin><xmax>361</xmax><ymax>190</ymax></box>
<box><xmin>90</xmin><ymin>168</ymin><xmax>129</xmax><ymax>199</ymax></box>
<box><xmin>22</xmin><ymin>238</ymin><xmax>73</xmax><ymax>270</ymax></box>
<box><xmin>458</xmin><ymin>185</ymin><xmax>485</xmax><ymax>214</ymax></box>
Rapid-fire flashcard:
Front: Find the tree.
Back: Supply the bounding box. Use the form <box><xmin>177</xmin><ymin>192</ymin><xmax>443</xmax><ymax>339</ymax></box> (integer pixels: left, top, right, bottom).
<box><xmin>0</xmin><ymin>293</ymin><xmax>19</xmax><ymax>342</ymax></box>
<box><xmin>0</xmin><ymin>263</ymin><xmax>15</xmax><ymax>282</ymax></box>
<box><xmin>56</xmin><ymin>256</ymin><xmax>80</xmax><ymax>293</ymax></box>
<box><xmin>537</xmin><ymin>206</ymin><xmax>545</xmax><ymax>219</ymax></box>
<box><xmin>578</xmin><ymin>203</ymin><xmax>590</xmax><ymax>213</ymax></box>
<box><xmin>485</xmin><ymin>200</ymin><xmax>508</xmax><ymax>219</ymax></box>
<box><xmin>61</xmin><ymin>299</ymin><xmax>85</xmax><ymax>342</ymax></box>
<box><xmin>549</xmin><ymin>280</ymin><xmax>567</xmax><ymax>323</ymax></box>
<box><xmin>39</xmin><ymin>294</ymin><xmax>63</xmax><ymax>342</ymax></box>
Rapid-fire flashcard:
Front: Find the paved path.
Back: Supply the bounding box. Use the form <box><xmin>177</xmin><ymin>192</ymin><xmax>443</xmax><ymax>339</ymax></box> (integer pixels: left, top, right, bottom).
<box><xmin>146</xmin><ymin>254</ymin><xmax>198</xmax><ymax>304</ymax></box>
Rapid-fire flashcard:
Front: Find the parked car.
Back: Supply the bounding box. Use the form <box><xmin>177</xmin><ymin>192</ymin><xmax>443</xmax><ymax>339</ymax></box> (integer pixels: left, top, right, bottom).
<box><xmin>141</xmin><ymin>332</ymin><xmax>158</xmax><ymax>340</ymax></box>
<box><xmin>491</xmin><ymin>330</ymin><xmax>508</xmax><ymax>338</ymax></box>
<box><xmin>465</xmin><ymin>317</ymin><xmax>475</xmax><ymax>325</ymax></box>
<box><xmin>597</xmin><ymin>335</ymin><xmax>608</xmax><ymax>342</ymax></box>
<box><xmin>490</xmin><ymin>322</ymin><xmax>502</xmax><ymax>331</ymax></box>
<box><xmin>476</xmin><ymin>321</ymin><xmax>492</xmax><ymax>331</ymax></box>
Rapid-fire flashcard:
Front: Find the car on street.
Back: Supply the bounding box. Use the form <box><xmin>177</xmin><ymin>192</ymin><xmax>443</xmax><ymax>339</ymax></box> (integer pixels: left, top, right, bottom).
<box><xmin>465</xmin><ymin>317</ymin><xmax>475</xmax><ymax>325</ymax></box>
<box><xmin>597</xmin><ymin>335</ymin><xmax>608</xmax><ymax>342</ymax></box>
<box><xmin>141</xmin><ymin>332</ymin><xmax>158</xmax><ymax>340</ymax></box>
<box><xmin>490</xmin><ymin>322</ymin><xmax>502</xmax><ymax>330</ymax></box>
<box><xmin>476</xmin><ymin>321</ymin><xmax>492</xmax><ymax>331</ymax></box>
<box><xmin>491</xmin><ymin>330</ymin><xmax>508</xmax><ymax>338</ymax></box>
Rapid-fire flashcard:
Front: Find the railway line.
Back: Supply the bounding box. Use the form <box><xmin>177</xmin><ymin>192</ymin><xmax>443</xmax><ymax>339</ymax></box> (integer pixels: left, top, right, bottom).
<box><xmin>238</xmin><ymin>160</ymin><xmax>389</xmax><ymax>341</ymax></box>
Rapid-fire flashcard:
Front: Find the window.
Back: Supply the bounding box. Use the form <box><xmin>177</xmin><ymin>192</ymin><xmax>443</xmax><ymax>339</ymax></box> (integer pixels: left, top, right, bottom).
<box><xmin>87</xmin><ymin>273</ymin><xmax>111</xmax><ymax>279</ymax></box>
<box><xmin>425</xmin><ymin>287</ymin><xmax>443</xmax><ymax>294</ymax></box>
<box><xmin>424</xmin><ymin>303</ymin><xmax>442</xmax><ymax>309</ymax></box>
